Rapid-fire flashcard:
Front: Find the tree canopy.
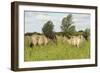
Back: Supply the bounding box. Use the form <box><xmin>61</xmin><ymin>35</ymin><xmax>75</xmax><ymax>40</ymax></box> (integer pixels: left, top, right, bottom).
<box><xmin>61</xmin><ymin>14</ymin><xmax>76</xmax><ymax>38</ymax></box>
<box><xmin>42</xmin><ymin>21</ymin><xmax>54</xmax><ymax>37</ymax></box>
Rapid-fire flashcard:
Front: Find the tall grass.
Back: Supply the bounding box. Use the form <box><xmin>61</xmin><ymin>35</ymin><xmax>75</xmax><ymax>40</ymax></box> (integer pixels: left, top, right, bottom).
<box><xmin>24</xmin><ymin>36</ymin><xmax>90</xmax><ymax>61</ymax></box>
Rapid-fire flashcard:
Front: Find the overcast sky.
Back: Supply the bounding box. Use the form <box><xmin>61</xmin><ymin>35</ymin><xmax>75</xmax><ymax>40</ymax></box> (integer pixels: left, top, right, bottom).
<box><xmin>24</xmin><ymin>11</ymin><xmax>90</xmax><ymax>33</ymax></box>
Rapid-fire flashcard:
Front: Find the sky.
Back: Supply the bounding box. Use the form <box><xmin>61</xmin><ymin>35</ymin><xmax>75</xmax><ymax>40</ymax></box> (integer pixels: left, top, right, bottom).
<box><xmin>24</xmin><ymin>11</ymin><xmax>90</xmax><ymax>33</ymax></box>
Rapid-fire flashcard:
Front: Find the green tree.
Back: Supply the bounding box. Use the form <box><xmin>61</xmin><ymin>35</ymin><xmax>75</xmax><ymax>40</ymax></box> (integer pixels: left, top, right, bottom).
<box><xmin>61</xmin><ymin>14</ymin><xmax>76</xmax><ymax>38</ymax></box>
<box><xmin>42</xmin><ymin>21</ymin><xmax>57</xmax><ymax>43</ymax></box>
<box><xmin>42</xmin><ymin>21</ymin><xmax>54</xmax><ymax>37</ymax></box>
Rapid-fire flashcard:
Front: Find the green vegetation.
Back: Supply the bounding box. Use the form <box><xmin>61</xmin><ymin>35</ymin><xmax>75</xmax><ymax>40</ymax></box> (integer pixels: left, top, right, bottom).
<box><xmin>24</xmin><ymin>36</ymin><xmax>90</xmax><ymax>61</ymax></box>
<box><xmin>24</xmin><ymin>14</ymin><xmax>90</xmax><ymax>61</ymax></box>
<box><xmin>61</xmin><ymin>14</ymin><xmax>76</xmax><ymax>38</ymax></box>
<box><xmin>83</xmin><ymin>28</ymin><xmax>90</xmax><ymax>41</ymax></box>
<box><xmin>42</xmin><ymin>21</ymin><xmax>54</xmax><ymax>36</ymax></box>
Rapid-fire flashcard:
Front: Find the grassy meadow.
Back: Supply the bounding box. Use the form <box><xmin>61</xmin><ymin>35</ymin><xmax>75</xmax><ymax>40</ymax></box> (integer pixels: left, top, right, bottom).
<box><xmin>24</xmin><ymin>35</ymin><xmax>90</xmax><ymax>62</ymax></box>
